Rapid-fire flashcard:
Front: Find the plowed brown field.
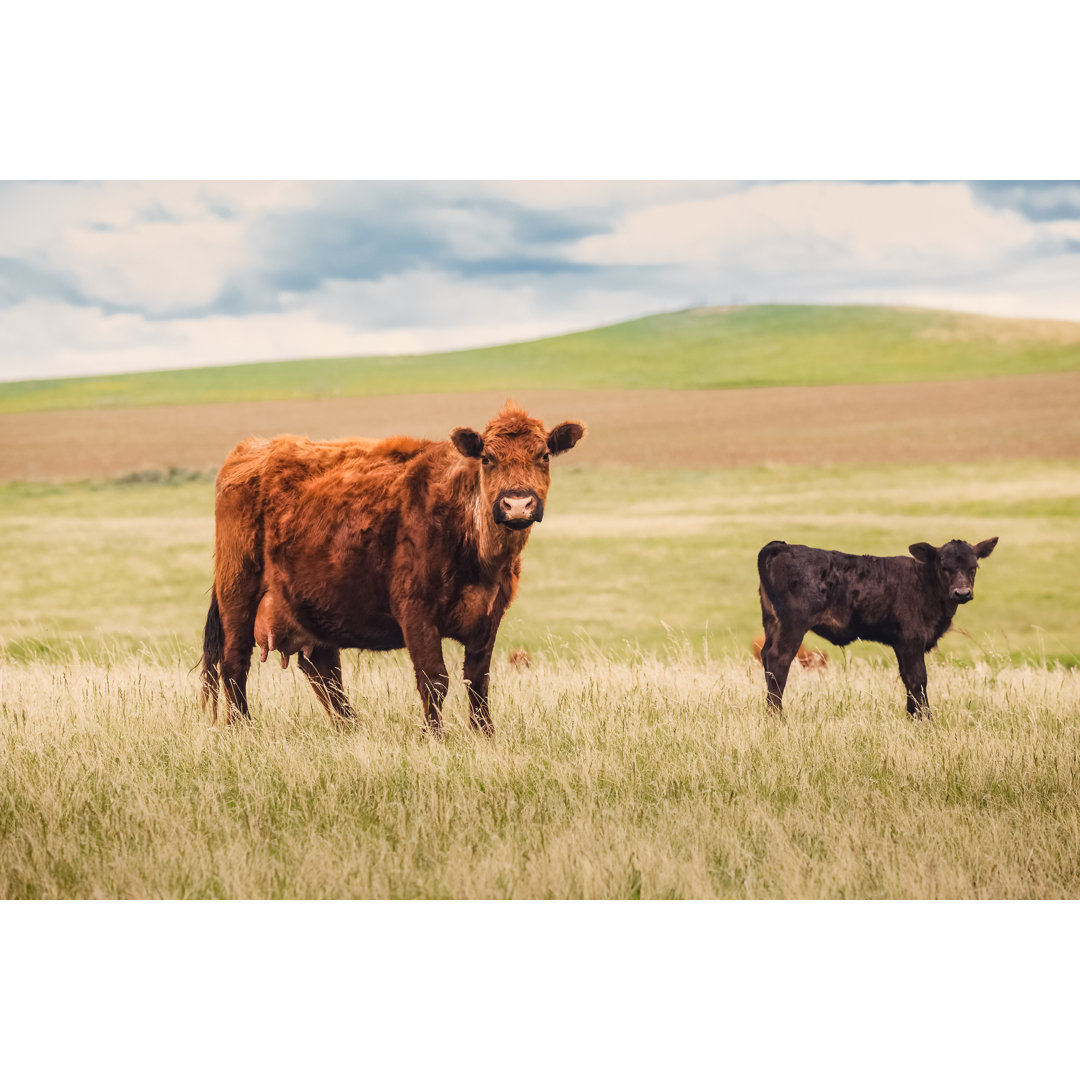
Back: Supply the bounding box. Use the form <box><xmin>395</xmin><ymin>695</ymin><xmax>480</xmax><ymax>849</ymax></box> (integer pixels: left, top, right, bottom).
<box><xmin>3</xmin><ymin>371</ymin><xmax>1079</xmax><ymax>481</ymax></box>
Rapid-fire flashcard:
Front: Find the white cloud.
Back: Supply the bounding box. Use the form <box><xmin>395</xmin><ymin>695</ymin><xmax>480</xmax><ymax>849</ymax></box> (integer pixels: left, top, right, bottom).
<box><xmin>2</xmin><ymin>180</ymin><xmax>1079</xmax><ymax>381</ymax></box>
<box><xmin>574</xmin><ymin>181</ymin><xmax>1039</xmax><ymax>276</ymax></box>
<box><xmin>837</xmin><ymin>252</ymin><xmax>1080</xmax><ymax>322</ymax></box>
<box><xmin>479</xmin><ymin>180</ymin><xmax>743</xmax><ymax>212</ymax></box>
<box><xmin>0</xmin><ymin>181</ymin><xmax>318</xmax><ymax>315</ymax></box>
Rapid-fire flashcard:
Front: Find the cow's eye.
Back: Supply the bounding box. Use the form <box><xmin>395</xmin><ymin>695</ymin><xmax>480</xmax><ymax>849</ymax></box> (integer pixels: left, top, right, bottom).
<box><xmin>539</xmin><ymin>452</ymin><xmax>551</xmax><ymax>464</ymax></box>
<box><xmin>481</xmin><ymin>455</ymin><xmax>492</xmax><ymax>467</ymax></box>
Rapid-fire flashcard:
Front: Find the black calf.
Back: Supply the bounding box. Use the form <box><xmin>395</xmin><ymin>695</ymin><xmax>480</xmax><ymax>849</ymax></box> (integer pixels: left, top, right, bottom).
<box><xmin>757</xmin><ymin>537</ymin><xmax>998</xmax><ymax>716</ymax></box>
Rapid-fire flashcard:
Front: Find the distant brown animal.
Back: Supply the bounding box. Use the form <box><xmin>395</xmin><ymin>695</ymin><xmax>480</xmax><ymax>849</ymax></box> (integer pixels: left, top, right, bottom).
<box><xmin>201</xmin><ymin>403</ymin><xmax>585</xmax><ymax>736</ymax></box>
<box><xmin>508</xmin><ymin>648</ymin><xmax>531</xmax><ymax>670</ymax></box>
<box><xmin>757</xmin><ymin>537</ymin><xmax>998</xmax><ymax>717</ymax></box>
<box><xmin>751</xmin><ymin>634</ymin><xmax>827</xmax><ymax>669</ymax></box>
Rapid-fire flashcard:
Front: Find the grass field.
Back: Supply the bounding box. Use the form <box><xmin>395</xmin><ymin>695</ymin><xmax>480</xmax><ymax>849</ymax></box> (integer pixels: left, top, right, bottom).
<box><xmin>2</xmin><ymin>460</ymin><xmax>1077</xmax><ymax>669</ymax></box>
<box><xmin>3</xmin><ymin>303</ymin><xmax>1078</xmax><ymax>899</ymax></box>
<box><xmin>3</xmin><ymin>653</ymin><xmax>1078</xmax><ymax>899</ymax></box>
<box><xmin>4</xmin><ymin>304</ymin><xmax>1080</xmax><ymax>413</ymax></box>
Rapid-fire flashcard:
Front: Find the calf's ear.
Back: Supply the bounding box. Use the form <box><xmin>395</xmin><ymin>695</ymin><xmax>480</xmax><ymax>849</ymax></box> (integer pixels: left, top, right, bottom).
<box><xmin>547</xmin><ymin>421</ymin><xmax>585</xmax><ymax>456</ymax></box>
<box><xmin>974</xmin><ymin>536</ymin><xmax>998</xmax><ymax>559</ymax></box>
<box><xmin>908</xmin><ymin>542</ymin><xmax>938</xmax><ymax>563</ymax></box>
<box><xmin>450</xmin><ymin>427</ymin><xmax>484</xmax><ymax>458</ymax></box>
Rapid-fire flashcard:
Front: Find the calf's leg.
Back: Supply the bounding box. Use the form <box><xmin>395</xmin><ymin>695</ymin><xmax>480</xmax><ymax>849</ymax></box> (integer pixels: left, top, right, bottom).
<box><xmin>298</xmin><ymin>646</ymin><xmax>354</xmax><ymax>724</ymax></box>
<box><xmin>895</xmin><ymin>646</ymin><xmax>930</xmax><ymax>718</ymax></box>
<box><xmin>762</xmin><ymin>625</ymin><xmax>803</xmax><ymax>712</ymax></box>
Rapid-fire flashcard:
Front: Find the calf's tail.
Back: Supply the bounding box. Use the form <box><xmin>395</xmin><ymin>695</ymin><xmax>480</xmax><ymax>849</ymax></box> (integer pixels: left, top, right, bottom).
<box><xmin>757</xmin><ymin>540</ymin><xmax>789</xmax><ymax>614</ymax></box>
<box><xmin>201</xmin><ymin>589</ymin><xmax>224</xmax><ymax>718</ymax></box>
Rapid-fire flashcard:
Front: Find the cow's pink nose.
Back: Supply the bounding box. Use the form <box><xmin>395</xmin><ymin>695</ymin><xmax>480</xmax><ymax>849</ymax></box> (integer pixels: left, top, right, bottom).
<box><xmin>499</xmin><ymin>494</ymin><xmax>537</xmax><ymax>520</ymax></box>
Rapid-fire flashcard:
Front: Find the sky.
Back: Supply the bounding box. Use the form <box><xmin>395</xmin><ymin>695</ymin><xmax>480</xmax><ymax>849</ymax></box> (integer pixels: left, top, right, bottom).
<box><xmin>2</xmin><ymin>179</ymin><xmax>1080</xmax><ymax>382</ymax></box>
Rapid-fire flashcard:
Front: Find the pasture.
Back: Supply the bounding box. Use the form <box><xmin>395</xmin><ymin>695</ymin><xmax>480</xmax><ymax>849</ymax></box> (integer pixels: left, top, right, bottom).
<box><xmin>3</xmin><ymin>653</ymin><xmax>1078</xmax><ymax>899</ymax></box>
<box><xmin>2</xmin><ymin>459</ymin><xmax>1079</xmax><ymax>899</ymax></box>
<box><xmin>2</xmin><ymin>304</ymin><xmax>1078</xmax><ymax>898</ymax></box>
<box><xmin>2</xmin><ymin>460</ymin><xmax>1078</xmax><ymax>667</ymax></box>
<box><xmin>3</xmin><ymin>304</ymin><xmax>1080</xmax><ymax>414</ymax></box>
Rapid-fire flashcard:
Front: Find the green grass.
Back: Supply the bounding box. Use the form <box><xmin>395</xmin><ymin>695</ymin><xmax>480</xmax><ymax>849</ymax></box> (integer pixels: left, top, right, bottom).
<box><xmin>3</xmin><ymin>305</ymin><xmax>1080</xmax><ymax>413</ymax></box>
<box><xmin>4</xmin><ymin>460</ymin><xmax>1079</xmax><ymax>899</ymax></box>
<box><xmin>2</xmin><ymin>459</ymin><xmax>1077</xmax><ymax>668</ymax></box>
<box><xmin>3</xmin><ymin>653</ymin><xmax>1078</xmax><ymax>898</ymax></box>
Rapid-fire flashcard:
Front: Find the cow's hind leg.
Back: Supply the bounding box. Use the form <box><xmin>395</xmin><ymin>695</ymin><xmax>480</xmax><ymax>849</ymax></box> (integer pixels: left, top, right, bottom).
<box><xmin>762</xmin><ymin>624</ymin><xmax>803</xmax><ymax>713</ymax></box>
<box><xmin>217</xmin><ymin>588</ymin><xmax>261</xmax><ymax>722</ymax></box>
<box><xmin>895</xmin><ymin>646</ymin><xmax>930</xmax><ymax>719</ymax></box>
<box><xmin>221</xmin><ymin>646</ymin><xmax>252</xmax><ymax>719</ymax></box>
<box><xmin>760</xmin><ymin>603</ymin><xmax>780</xmax><ymax>663</ymax></box>
<box><xmin>299</xmin><ymin>646</ymin><xmax>355</xmax><ymax>725</ymax></box>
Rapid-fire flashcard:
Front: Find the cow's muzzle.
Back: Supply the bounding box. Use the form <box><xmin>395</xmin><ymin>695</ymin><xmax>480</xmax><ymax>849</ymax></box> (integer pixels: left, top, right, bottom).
<box><xmin>952</xmin><ymin>587</ymin><xmax>973</xmax><ymax>603</ymax></box>
<box><xmin>494</xmin><ymin>490</ymin><xmax>543</xmax><ymax>530</ymax></box>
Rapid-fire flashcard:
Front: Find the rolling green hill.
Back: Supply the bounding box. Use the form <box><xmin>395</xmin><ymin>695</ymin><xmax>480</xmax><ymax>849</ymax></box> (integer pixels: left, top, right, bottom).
<box><xmin>3</xmin><ymin>304</ymin><xmax>1080</xmax><ymax>414</ymax></box>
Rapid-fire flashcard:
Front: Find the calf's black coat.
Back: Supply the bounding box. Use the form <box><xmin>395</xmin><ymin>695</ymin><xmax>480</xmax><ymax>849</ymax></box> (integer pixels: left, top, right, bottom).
<box><xmin>757</xmin><ymin>537</ymin><xmax>998</xmax><ymax>716</ymax></box>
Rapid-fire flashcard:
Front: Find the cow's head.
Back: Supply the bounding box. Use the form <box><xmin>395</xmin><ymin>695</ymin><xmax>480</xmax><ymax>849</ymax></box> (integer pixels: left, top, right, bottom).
<box><xmin>451</xmin><ymin>402</ymin><xmax>585</xmax><ymax>531</ymax></box>
<box><xmin>909</xmin><ymin>537</ymin><xmax>998</xmax><ymax>604</ymax></box>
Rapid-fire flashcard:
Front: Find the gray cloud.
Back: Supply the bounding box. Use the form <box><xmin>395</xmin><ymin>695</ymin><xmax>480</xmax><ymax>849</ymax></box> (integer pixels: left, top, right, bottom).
<box><xmin>137</xmin><ymin>202</ymin><xmax>178</xmax><ymax>224</ymax></box>
<box><xmin>1</xmin><ymin>183</ymin><xmax>621</xmax><ymax>321</ymax></box>
<box><xmin>970</xmin><ymin>180</ymin><xmax>1080</xmax><ymax>221</ymax></box>
<box><xmin>165</xmin><ymin>187</ymin><xmax>617</xmax><ymax>320</ymax></box>
<box><xmin>0</xmin><ymin>256</ymin><xmax>86</xmax><ymax>310</ymax></box>
<box><xmin>244</xmin><ymin>185</ymin><xmax>613</xmax><ymax>292</ymax></box>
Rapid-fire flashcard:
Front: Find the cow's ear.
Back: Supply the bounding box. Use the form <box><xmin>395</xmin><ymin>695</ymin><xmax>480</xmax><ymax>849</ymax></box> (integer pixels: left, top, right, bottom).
<box><xmin>975</xmin><ymin>536</ymin><xmax>998</xmax><ymax>559</ymax></box>
<box><xmin>909</xmin><ymin>543</ymin><xmax>939</xmax><ymax>563</ymax></box>
<box><xmin>450</xmin><ymin>427</ymin><xmax>484</xmax><ymax>459</ymax></box>
<box><xmin>547</xmin><ymin>421</ymin><xmax>585</xmax><ymax>456</ymax></box>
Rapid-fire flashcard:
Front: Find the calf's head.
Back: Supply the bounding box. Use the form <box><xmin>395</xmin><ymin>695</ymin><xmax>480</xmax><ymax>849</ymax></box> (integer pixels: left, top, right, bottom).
<box><xmin>451</xmin><ymin>403</ymin><xmax>585</xmax><ymax>531</ymax></box>
<box><xmin>909</xmin><ymin>537</ymin><xmax>998</xmax><ymax>603</ymax></box>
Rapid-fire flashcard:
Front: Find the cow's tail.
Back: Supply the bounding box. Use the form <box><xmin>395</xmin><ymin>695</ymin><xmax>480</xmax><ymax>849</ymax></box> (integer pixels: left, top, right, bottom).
<box><xmin>200</xmin><ymin>588</ymin><xmax>224</xmax><ymax>719</ymax></box>
<box><xmin>757</xmin><ymin>540</ymin><xmax>789</xmax><ymax>615</ymax></box>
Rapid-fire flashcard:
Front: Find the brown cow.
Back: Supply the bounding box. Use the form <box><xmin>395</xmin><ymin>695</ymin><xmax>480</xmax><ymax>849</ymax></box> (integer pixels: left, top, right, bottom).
<box><xmin>200</xmin><ymin>403</ymin><xmax>585</xmax><ymax>735</ymax></box>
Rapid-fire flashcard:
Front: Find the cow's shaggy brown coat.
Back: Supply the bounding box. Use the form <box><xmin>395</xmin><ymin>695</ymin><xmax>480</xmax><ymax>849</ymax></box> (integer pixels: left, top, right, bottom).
<box><xmin>201</xmin><ymin>403</ymin><xmax>584</xmax><ymax>735</ymax></box>
<box><xmin>757</xmin><ymin>537</ymin><xmax>998</xmax><ymax>716</ymax></box>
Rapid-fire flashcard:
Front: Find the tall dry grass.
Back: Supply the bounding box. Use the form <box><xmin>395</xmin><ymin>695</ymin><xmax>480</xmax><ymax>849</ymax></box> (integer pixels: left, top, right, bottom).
<box><xmin>2</xmin><ymin>648</ymin><xmax>1078</xmax><ymax>899</ymax></box>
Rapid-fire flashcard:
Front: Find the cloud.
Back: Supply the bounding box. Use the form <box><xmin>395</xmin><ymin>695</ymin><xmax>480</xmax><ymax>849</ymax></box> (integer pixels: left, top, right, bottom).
<box><xmin>0</xmin><ymin>181</ymin><xmax>318</xmax><ymax>320</ymax></box>
<box><xmin>1</xmin><ymin>180</ymin><xmax>1079</xmax><ymax>381</ymax></box>
<box><xmin>0</xmin><ymin>182</ymin><xmax>617</xmax><ymax>323</ymax></box>
<box><xmin>569</xmin><ymin>180</ymin><xmax>1080</xmax><ymax>312</ymax></box>
<box><xmin>971</xmin><ymin>181</ymin><xmax>1080</xmax><ymax>222</ymax></box>
<box><xmin>574</xmin><ymin>181</ymin><xmax>1036</xmax><ymax>276</ymax></box>
<box><xmin>0</xmin><ymin>256</ymin><xmax>86</xmax><ymax>309</ymax></box>
<box><xmin>237</xmin><ymin>185</ymin><xmax>612</xmax><ymax>302</ymax></box>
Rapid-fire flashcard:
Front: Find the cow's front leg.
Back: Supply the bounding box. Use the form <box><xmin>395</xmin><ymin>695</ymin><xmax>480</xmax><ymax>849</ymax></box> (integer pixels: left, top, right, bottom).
<box><xmin>402</xmin><ymin>617</ymin><xmax>449</xmax><ymax>737</ymax></box>
<box><xmin>463</xmin><ymin>640</ymin><xmax>495</xmax><ymax>736</ymax></box>
<box><xmin>896</xmin><ymin>646</ymin><xmax>931</xmax><ymax>718</ymax></box>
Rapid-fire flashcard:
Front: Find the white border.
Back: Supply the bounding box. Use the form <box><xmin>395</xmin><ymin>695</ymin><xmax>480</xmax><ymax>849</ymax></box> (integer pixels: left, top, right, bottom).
<box><xmin>3</xmin><ymin>901</ymin><xmax>1077</xmax><ymax>1077</ymax></box>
